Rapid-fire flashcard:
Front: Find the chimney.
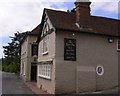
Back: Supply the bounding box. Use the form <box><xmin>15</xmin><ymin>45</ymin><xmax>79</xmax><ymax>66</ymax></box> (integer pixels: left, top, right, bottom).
<box><xmin>75</xmin><ymin>0</ymin><xmax>91</xmax><ymax>28</ymax></box>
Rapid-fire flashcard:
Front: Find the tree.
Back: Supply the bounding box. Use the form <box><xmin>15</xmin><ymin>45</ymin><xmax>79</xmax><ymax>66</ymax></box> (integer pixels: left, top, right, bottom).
<box><xmin>2</xmin><ymin>31</ymin><xmax>27</xmax><ymax>73</ymax></box>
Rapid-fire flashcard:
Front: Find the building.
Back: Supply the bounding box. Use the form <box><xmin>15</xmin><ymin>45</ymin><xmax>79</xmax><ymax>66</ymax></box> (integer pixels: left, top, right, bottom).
<box><xmin>20</xmin><ymin>24</ymin><xmax>41</xmax><ymax>81</ymax></box>
<box><xmin>20</xmin><ymin>0</ymin><xmax>120</xmax><ymax>94</ymax></box>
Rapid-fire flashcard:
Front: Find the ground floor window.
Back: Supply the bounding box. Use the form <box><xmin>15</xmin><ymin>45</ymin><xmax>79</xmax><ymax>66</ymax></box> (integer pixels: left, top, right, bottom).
<box><xmin>21</xmin><ymin>62</ymin><xmax>25</xmax><ymax>75</ymax></box>
<box><xmin>23</xmin><ymin>63</ymin><xmax>25</xmax><ymax>75</ymax></box>
<box><xmin>38</xmin><ymin>64</ymin><xmax>51</xmax><ymax>79</ymax></box>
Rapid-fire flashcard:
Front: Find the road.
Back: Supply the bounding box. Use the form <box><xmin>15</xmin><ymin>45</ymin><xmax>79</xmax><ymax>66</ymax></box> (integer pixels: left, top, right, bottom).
<box><xmin>1</xmin><ymin>71</ymin><xmax>37</xmax><ymax>95</ymax></box>
<box><xmin>0</xmin><ymin>71</ymin><xmax>2</xmax><ymax>95</ymax></box>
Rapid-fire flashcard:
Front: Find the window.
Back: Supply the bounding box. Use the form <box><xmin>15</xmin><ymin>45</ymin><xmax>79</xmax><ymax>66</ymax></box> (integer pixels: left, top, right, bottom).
<box><xmin>24</xmin><ymin>63</ymin><xmax>26</xmax><ymax>75</ymax></box>
<box><xmin>20</xmin><ymin>63</ymin><xmax>24</xmax><ymax>75</ymax></box>
<box><xmin>38</xmin><ymin>64</ymin><xmax>51</xmax><ymax>79</ymax></box>
<box><xmin>117</xmin><ymin>39</ymin><xmax>120</xmax><ymax>51</ymax></box>
<box><xmin>22</xmin><ymin>63</ymin><xmax>25</xmax><ymax>75</ymax></box>
<box><xmin>31</xmin><ymin>44</ymin><xmax>38</xmax><ymax>56</ymax></box>
<box><xmin>42</xmin><ymin>22</ymin><xmax>50</xmax><ymax>55</ymax></box>
<box><xmin>42</xmin><ymin>22</ymin><xmax>50</xmax><ymax>36</ymax></box>
<box><xmin>43</xmin><ymin>35</ymin><xmax>48</xmax><ymax>54</ymax></box>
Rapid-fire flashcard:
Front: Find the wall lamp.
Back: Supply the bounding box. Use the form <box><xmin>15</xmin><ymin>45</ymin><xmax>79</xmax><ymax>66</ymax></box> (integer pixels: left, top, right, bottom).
<box><xmin>108</xmin><ymin>38</ymin><xmax>114</xmax><ymax>43</ymax></box>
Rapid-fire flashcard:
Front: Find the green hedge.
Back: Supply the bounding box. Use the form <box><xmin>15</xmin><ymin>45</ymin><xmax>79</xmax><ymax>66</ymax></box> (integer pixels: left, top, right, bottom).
<box><xmin>2</xmin><ymin>63</ymin><xmax>19</xmax><ymax>73</ymax></box>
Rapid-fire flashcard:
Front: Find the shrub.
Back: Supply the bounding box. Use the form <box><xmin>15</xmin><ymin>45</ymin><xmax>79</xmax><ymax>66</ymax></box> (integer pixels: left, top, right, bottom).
<box><xmin>2</xmin><ymin>63</ymin><xmax>20</xmax><ymax>73</ymax></box>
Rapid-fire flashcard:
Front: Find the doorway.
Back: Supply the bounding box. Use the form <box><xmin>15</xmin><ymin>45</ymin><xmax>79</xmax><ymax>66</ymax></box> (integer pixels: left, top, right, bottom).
<box><xmin>31</xmin><ymin>64</ymin><xmax>37</xmax><ymax>81</ymax></box>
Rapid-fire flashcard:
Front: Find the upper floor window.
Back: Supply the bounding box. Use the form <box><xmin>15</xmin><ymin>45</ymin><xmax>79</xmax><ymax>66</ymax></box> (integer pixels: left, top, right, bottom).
<box><xmin>42</xmin><ymin>22</ymin><xmax>50</xmax><ymax>37</ymax></box>
<box><xmin>31</xmin><ymin>44</ymin><xmax>38</xmax><ymax>56</ymax></box>
<box><xmin>117</xmin><ymin>39</ymin><xmax>120</xmax><ymax>51</ymax></box>
<box><xmin>43</xmin><ymin>35</ymin><xmax>48</xmax><ymax>54</ymax></box>
<box><xmin>42</xmin><ymin>19</ymin><xmax>50</xmax><ymax>55</ymax></box>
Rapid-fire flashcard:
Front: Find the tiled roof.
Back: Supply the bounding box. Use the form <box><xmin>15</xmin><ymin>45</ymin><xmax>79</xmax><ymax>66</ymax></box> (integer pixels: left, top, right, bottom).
<box><xmin>29</xmin><ymin>24</ymin><xmax>41</xmax><ymax>35</ymax></box>
<box><xmin>20</xmin><ymin>24</ymin><xmax>41</xmax><ymax>44</ymax></box>
<box><xmin>45</xmin><ymin>8</ymin><xmax>119</xmax><ymax>36</ymax></box>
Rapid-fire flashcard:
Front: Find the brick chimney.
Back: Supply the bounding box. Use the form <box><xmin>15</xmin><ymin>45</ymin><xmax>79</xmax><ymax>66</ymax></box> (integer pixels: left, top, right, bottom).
<box><xmin>75</xmin><ymin>0</ymin><xmax>91</xmax><ymax>28</ymax></box>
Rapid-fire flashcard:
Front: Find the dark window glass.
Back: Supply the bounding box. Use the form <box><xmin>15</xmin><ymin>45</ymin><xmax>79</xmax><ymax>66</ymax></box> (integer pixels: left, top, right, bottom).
<box><xmin>31</xmin><ymin>44</ymin><xmax>38</xmax><ymax>56</ymax></box>
<box><xmin>118</xmin><ymin>39</ymin><xmax>120</xmax><ymax>50</ymax></box>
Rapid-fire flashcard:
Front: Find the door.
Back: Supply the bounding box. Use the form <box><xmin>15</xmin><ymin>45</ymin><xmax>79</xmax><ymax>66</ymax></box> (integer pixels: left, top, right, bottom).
<box><xmin>31</xmin><ymin>65</ymin><xmax>37</xmax><ymax>81</ymax></box>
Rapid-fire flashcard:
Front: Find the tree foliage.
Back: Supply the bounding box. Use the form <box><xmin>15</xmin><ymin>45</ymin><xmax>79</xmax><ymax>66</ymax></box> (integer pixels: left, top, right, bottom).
<box><xmin>2</xmin><ymin>31</ymin><xmax>27</xmax><ymax>73</ymax></box>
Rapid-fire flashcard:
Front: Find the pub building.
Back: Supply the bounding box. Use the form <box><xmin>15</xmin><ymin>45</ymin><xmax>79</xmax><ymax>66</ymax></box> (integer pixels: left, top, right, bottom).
<box><xmin>20</xmin><ymin>0</ymin><xmax>119</xmax><ymax>94</ymax></box>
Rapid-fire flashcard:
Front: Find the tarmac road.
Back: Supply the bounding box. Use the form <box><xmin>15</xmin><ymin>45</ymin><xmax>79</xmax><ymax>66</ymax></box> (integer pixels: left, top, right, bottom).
<box><xmin>2</xmin><ymin>71</ymin><xmax>37</xmax><ymax>95</ymax></box>
<box><xmin>0</xmin><ymin>71</ymin><xmax>2</xmax><ymax>95</ymax></box>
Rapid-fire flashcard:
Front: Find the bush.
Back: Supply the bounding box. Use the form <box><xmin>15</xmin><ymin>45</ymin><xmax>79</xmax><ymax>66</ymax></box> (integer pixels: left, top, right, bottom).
<box><xmin>2</xmin><ymin>63</ymin><xmax>20</xmax><ymax>73</ymax></box>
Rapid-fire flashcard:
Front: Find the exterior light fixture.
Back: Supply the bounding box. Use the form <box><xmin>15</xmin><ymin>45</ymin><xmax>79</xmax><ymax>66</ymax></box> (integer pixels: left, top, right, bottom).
<box><xmin>33</xmin><ymin>55</ymin><xmax>37</xmax><ymax>62</ymax></box>
<box><xmin>73</xmin><ymin>33</ymin><xmax>75</xmax><ymax>36</ymax></box>
<box><xmin>108</xmin><ymin>38</ymin><xmax>113</xmax><ymax>43</ymax></box>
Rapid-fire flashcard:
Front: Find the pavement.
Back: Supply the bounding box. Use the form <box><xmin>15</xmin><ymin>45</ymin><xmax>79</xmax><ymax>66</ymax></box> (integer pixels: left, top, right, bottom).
<box><xmin>26</xmin><ymin>81</ymin><xmax>120</xmax><ymax>95</ymax></box>
<box><xmin>24</xmin><ymin>81</ymin><xmax>48</xmax><ymax>95</ymax></box>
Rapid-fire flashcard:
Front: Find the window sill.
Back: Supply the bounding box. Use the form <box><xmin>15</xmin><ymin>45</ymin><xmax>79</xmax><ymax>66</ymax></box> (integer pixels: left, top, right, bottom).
<box><xmin>38</xmin><ymin>75</ymin><xmax>51</xmax><ymax>80</ymax></box>
<box><xmin>117</xmin><ymin>49</ymin><xmax>120</xmax><ymax>52</ymax></box>
<box><xmin>42</xmin><ymin>51</ymin><xmax>48</xmax><ymax>55</ymax></box>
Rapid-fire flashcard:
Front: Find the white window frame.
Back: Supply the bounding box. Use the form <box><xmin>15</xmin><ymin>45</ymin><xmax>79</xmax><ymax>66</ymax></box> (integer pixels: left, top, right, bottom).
<box><xmin>23</xmin><ymin>63</ymin><xmax>25</xmax><ymax>75</ymax></box>
<box><xmin>20</xmin><ymin>63</ymin><xmax>23</xmax><ymax>75</ymax></box>
<box><xmin>38</xmin><ymin>64</ymin><xmax>51</xmax><ymax>79</ymax></box>
<box><xmin>117</xmin><ymin>39</ymin><xmax>120</xmax><ymax>51</ymax></box>
<box><xmin>21</xmin><ymin>63</ymin><xmax>25</xmax><ymax>75</ymax></box>
<box><xmin>42</xmin><ymin>21</ymin><xmax>50</xmax><ymax>36</ymax></box>
<box><xmin>42</xmin><ymin>21</ymin><xmax>50</xmax><ymax>55</ymax></box>
<box><xmin>42</xmin><ymin>35</ymin><xmax>48</xmax><ymax>55</ymax></box>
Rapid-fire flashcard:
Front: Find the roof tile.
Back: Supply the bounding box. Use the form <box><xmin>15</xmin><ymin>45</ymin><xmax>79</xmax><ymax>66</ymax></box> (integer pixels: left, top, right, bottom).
<box><xmin>45</xmin><ymin>8</ymin><xmax>119</xmax><ymax>36</ymax></box>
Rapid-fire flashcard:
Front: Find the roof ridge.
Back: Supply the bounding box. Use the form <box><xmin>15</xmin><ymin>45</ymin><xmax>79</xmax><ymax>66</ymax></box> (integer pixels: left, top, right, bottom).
<box><xmin>44</xmin><ymin>8</ymin><xmax>68</xmax><ymax>13</ymax></box>
<box><xmin>45</xmin><ymin>8</ymin><xmax>119</xmax><ymax>21</ymax></box>
<box><xmin>91</xmin><ymin>15</ymin><xmax>119</xmax><ymax>21</ymax></box>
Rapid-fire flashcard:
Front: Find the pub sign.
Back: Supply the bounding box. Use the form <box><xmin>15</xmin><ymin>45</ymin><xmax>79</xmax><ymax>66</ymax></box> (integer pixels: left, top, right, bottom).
<box><xmin>64</xmin><ymin>38</ymin><xmax>76</xmax><ymax>61</ymax></box>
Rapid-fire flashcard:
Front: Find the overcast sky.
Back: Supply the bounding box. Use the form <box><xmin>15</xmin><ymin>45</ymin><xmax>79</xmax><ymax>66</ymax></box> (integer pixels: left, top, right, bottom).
<box><xmin>0</xmin><ymin>0</ymin><xmax>119</xmax><ymax>58</ymax></box>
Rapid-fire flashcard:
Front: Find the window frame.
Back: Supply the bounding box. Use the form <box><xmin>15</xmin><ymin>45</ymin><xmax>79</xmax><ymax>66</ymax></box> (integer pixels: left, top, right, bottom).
<box><xmin>38</xmin><ymin>64</ymin><xmax>52</xmax><ymax>79</ymax></box>
<box><xmin>31</xmin><ymin>44</ymin><xmax>38</xmax><ymax>56</ymax></box>
<box><xmin>42</xmin><ymin>21</ymin><xmax>50</xmax><ymax>55</ymax></box>
<box><xmin>42</xmin><ymin>22</ymin><xmax>50</xmax><ymax>36</ymax></box>
<box><xmin>42</xmin><ymin>35</ymin><xmax>49</xmax><ymax>55</ymax></box>
<box><xmin>23</xmin><ymin>63</ymin><xmax>25</xmax><ymax>76</ymax></box>
<box><xmin>117</xmin><ymin>39</ymin><xmax>120</xmax><ymax>51</ymax></box>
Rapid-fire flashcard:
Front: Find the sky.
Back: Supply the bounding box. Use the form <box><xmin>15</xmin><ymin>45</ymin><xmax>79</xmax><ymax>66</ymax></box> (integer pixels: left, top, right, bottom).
<box><xmin>0</xmin><ymin>0</ymin><xmax>119</xmax><ymax>58</ymax></box>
